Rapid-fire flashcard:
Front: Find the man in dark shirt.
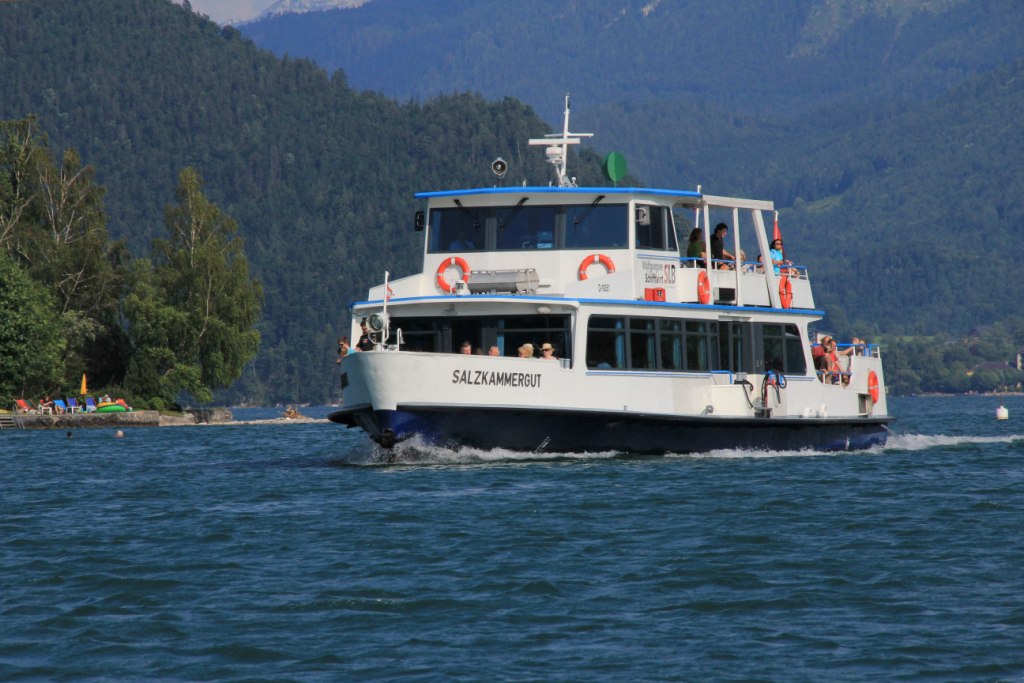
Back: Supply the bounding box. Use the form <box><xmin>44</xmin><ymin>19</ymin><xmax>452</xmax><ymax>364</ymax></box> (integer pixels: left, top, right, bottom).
<box><xmin>710</xmin><ymin>222</ymin><xmax>735</xmax><ymax>269</ymax></box>
<box><xmin>355</xmin><ymin>318</ymin><xmax>374</xmax><ymax>351</ymax></box>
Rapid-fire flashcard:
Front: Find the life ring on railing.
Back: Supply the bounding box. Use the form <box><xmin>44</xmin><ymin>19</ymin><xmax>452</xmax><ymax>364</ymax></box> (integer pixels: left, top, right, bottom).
<box><xmin>779</xmin><ymin>275</ymin><xmax>793</xmax><ymax>308</ymax></box>
<box><xmin>436</xmin><ymin>256</ymin><xmax>470</xmax><ymax>294</ymax></box>
<box><xmin>577</xmin><ymin>253</ymin><xmax>616</xmax><ymax>281</ymax></box>
<box><xmin>867</xmin><ymin>370</ymin><xmax>880</xmax><ymax>403</ymax></box>
<box><xmin>697</xmin><ymin>271</ymin><xmax>711</xmax><ymax>304</ymax></box>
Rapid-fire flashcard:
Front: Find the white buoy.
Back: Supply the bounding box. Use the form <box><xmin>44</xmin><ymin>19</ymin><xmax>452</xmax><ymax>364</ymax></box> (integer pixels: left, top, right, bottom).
<box><xmin>996</xmin><ymin>404</ymin><xmax>1009</xmax><ymax>420</ymax></box>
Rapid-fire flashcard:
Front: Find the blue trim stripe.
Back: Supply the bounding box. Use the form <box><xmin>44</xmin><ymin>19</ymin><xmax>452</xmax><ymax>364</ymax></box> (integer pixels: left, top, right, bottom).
<box><xmin>351</xmin><ymin>294</ymin><xmax>824</xmax><ymax>317</ymax></box>
<box><xmin>416</xmin><ymin>186</ymin><xmax>702</xmax><ymax>200</ymax></box>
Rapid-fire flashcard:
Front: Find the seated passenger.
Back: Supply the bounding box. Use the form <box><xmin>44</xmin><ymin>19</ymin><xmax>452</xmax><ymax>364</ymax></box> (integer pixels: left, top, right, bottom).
<box><xmin>518</xmin><ymin>343</ymin><xmax>534</xmax><ymax>358</ymax></box>
<box><xmin>459</xmin><ymin>340</ymin><xmax>472</xmax><ymax>355</ymax></box>
<box><xmin>540</xmin><ymin>342</ymin><xmax>558</xmax><ymax>360</ymax></box>
<box><xmin>740</xmin><ymin>250</ymin><xmax>755</xmax><ymax>273</ymax></box>
<box><xmin>488</xmin><ymin>345</ymin><xmax>501</xmax><ymax>356</ymax></box>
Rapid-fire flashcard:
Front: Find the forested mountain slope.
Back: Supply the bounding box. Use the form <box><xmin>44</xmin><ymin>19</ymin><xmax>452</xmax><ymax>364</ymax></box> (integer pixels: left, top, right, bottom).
<box><xmin>0</xmin><ymin>0</ymin><xmax>606</xmax><ymax>403</ymax></box>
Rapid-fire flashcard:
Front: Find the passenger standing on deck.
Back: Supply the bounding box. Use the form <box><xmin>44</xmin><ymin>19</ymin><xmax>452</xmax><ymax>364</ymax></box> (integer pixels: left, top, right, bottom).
<box><xmin>711</xmin><ymin>223</ymin><xmax>735</xmax><ymax>269</ymax></box>
<box><xmin>355</xmin><ymin>318</ymin><xmax>374</xmax><ymax>351</ymax></box>
<box><xmin>336</xmin><ymin>336</ymin><xmax>350</xmax><ymax>362</ymax></box>
<box><xmin>686</xmin><ymin>228</ymin><xmax>706</xmax><ymax>268</ymax></box>
<box><xmin>769</xmin><ymin>239</ymin><xmax>793</xmax><ymax>276</ymax></box>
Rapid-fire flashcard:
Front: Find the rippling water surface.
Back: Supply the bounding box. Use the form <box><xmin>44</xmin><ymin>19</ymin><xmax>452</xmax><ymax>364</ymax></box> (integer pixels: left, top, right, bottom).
<box><xmin>2</xmin><ymin>397</ymin><xmax>1023</xmax><ymax>681</ymax></box>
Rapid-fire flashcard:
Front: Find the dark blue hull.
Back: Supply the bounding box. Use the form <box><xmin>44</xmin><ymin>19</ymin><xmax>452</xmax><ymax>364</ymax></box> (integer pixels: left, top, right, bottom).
<box><xmin>329</xmin><ymin>405</ymin><xmax>890</xmax><ymax>454</ymax></box>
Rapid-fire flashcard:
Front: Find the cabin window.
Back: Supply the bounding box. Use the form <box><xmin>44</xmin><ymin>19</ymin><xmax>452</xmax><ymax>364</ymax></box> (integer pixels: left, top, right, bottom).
<box><xmin>761</xmin><ymin>323</ymin><xmax>806</xmax><ymax>374</ymax></box>
<box><xmin>659</xmin><ymin>319</ymin><xmax>684</xmax><ymax>370</ymax></box>
<box><xmin>630</xmin><ymin>318</ymin><xmax>657</xmax><ymax>369</ymax></box>
<box><xmin>390</xmin><ymin>318</ymin><xmax>442</xmax><ymax>352</ymax></box>
<box><xmin>389</xmin><ymin>314</ymin><xmax>571</xmax><ymax>360</ymax></box>
<box><xmin>587</xmin><ymin>315</ymin><xmax>719</xmax><ymax>371</ymax></box>
<box><xmin>686</xmin><ymin>321</ymin><xmax>714</xmax><ymax>371</ymax></box>
<box><xmin>428</xmin><ymin>208</ymin><xmax>485</xmax><ymax>252</ymax></box>
<box><xmin>717</xmin><ymin>321</ymin><xmax>748</xmax><ymax>373</ymax></box>
<box><xmin>587</xmin><ymin>317</ymin><xmax>626</xmax><ymax>369</ymax></box>
<box><xmin>635</xmin><ymin>205</ymin><xmax>674</xmax><ymax>251</ymax></box>
<box><xmin>497</xmin><ymin>315</ymin><xmax>570</xmax><ymax>359</ymax></box>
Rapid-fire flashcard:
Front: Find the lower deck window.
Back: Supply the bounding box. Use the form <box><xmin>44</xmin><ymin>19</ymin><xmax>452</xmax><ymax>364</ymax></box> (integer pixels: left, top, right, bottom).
<box><xmin>389</xmin><ymin>314</ymin><xmax>571</xmax><ymax>361</ymax></box>
<box><xmin>588</xmin><ymin>315</ymin><xmax>807</xmax><ymax>376</ymax></box>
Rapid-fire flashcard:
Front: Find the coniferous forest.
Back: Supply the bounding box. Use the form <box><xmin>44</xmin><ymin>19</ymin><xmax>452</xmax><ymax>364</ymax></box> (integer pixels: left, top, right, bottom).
<box><xmin>2</xmin><ymin>0</ymin><xmax>1023</xmax><ymax>403</ymax></box>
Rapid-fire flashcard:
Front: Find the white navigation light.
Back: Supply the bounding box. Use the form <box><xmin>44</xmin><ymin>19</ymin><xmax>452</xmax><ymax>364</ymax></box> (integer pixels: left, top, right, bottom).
<box><xmin>368</xmin><ymin>312</ymin><xmax>389</xmax><ymax>333</ymax></box>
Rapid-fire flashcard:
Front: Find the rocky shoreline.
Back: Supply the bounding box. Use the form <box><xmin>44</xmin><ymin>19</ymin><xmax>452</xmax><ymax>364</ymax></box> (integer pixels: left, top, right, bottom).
<box><xmin>8</xmin><ymin>408</ymin><xmax>233</xmax><ymax>429</ymax></box>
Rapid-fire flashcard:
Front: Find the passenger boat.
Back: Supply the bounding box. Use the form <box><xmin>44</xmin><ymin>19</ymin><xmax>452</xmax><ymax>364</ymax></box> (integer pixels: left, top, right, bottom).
<box><xmin>329</xmin><ymin>99</ymin><xmax>891</xmax><ymax>453</ymax></box>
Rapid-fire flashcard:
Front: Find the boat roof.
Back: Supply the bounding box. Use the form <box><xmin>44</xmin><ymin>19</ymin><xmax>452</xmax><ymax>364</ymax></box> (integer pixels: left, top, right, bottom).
<box><xmin>416</xmin><ymin>186</ymin><xmax>702</xmax><ymax>200</ymax></box>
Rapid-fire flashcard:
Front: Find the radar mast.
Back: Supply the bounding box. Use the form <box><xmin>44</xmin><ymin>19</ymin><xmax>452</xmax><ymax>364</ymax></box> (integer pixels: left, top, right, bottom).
<box><xmin>528</xmin><ymin>94</ymin><xmax>593</xmax><ymax>187</ymax></box>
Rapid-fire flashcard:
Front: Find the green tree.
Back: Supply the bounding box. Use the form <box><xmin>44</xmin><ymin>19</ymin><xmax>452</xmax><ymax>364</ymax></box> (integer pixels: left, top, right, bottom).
<box><xmin>1</xmin><ymin>116</ymin><xmax>130</xmax><ymax>389</ymax></box>
<box><xmin>124</xmin><ymin>168</ymin><xmax>262</xmax><ymax>406</ymax></box>
<box><xmin>0</xmin><ymin>251</ymin><xmax>65</xmax><ymax>406</ymax></box>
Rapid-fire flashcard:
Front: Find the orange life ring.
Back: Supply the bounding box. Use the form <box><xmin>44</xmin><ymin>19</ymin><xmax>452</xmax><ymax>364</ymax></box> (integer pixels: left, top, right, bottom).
<box><xmin>867</xmin><ymin>370</ymin><xmax>880</xmax><ymax>403</ymax></box>
<box><xmin>779</xmin><ymin>275</ymin><xmax>793</xmax><ymax>308</ymax></box>
<box><xmin>436</xmin><ymin>256</ymin><xmax>470</xmax><ymax>294</ymax></box>
<box><xmin>577</xmin><ymin>253</ymin><xmax>616</xmax><ymax>281</ymax></box>
<box><xmin>697</xmin><ymin>271</ymin><xmax>711</xmax><ymax>304</ymax></box>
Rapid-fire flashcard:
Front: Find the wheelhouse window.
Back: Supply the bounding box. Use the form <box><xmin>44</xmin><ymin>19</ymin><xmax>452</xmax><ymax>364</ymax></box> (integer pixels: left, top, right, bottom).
<box><xmin>496</xmin><ymin>205</ymin><xmax>557</xmax><ymax>250</ymax></box>
<box><xmin>635</xmin><ymin>205</ymin><xmax>676</xmax><ymax>251</ymax></box>
<box><xmin>564</xmin><ymin>204</ymin><xmax>629</xmax><ymax>249</ymax></box>
<box><xmin>428</xmin><ymin>207</ymin><xmax>485</xmax><ymax>252</ymax></box>
<box><xmin>427</xmin><ymin>202</ymin><xmax>629</xmax><ymax>253</ymax></box>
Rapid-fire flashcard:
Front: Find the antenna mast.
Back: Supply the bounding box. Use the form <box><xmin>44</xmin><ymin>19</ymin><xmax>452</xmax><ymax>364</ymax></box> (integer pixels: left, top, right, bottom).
<box><xmin>528</xmin><ymin>94</ymin><xmax>593</xmax><ymax>187</ymax></box>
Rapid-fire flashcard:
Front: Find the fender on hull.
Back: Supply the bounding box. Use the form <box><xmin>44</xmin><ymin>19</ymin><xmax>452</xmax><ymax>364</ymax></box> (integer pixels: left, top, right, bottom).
<box><xmin>329</xmin><ymin>406</ymin><xmax>890</xmax><ymax>454</ymax></box>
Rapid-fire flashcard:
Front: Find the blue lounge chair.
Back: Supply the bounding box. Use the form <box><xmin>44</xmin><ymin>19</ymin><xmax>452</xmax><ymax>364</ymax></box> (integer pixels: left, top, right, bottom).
<box><xmin>84</xmin><ymin>397</ymin><xmax>97</xmax><ymax>412</ymax></box>
<box><xmin>66</xmin><ymin>397</ymin><xmax>81</xmax><ymax>413</ymax></box>
<box><xmin>53</xmin><ymin>399</ymin><xmax>69</xmax><ymax>414</ymax></box>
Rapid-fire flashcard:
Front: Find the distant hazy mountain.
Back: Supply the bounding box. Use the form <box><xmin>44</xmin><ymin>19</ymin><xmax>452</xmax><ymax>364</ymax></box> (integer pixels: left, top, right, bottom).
<box><xmin>240</xmin><ymin>0</ymin><xmax>1024</xmax><ymax>120</ymax></box>
<box><xmin>254</xmin><ymin>0</ymin><xmax>373</xmax><ymax>21</ymax></box>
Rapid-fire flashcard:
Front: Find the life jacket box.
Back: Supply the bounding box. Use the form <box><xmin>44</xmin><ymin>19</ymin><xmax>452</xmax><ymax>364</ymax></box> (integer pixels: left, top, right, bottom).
<box><xmin>644</xmin><ymin>287</ymin><xmax>666</xmax><ymax>302</ymax></box>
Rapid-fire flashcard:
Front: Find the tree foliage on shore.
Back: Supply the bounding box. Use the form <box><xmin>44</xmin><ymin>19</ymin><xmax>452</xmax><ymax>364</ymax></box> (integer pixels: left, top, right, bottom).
<box><xmin>125</xmin><ymin>168</ymin><xmax>262</xmax><ymax>408</ymax></box>
<box><xmin>0</xmin><ymin>120</ymin><xmax>262</xmax><ymax>409</ymax></box>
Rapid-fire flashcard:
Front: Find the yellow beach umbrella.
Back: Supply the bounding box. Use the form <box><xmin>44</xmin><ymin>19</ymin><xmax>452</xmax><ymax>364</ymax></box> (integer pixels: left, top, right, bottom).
<box><xmin>80</xmin><ymin>373</ymin><xmax>88</xmax><ymax>395</ymax></box>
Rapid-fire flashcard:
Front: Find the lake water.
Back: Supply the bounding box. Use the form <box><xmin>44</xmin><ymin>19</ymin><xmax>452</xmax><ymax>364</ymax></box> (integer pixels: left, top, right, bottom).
<box><xmin>1</xmin><ymin>396</ymin><xmax>1022</xmax><ymax>681</ymax></box>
